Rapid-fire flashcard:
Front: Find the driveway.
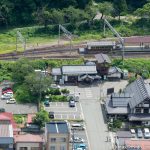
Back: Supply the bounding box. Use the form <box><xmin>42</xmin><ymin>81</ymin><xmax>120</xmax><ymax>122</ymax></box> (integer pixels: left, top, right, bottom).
<box><xmin>63</xmin><ymin>80</ymin><xmax>128</xmax><ymax>150</ymax></box>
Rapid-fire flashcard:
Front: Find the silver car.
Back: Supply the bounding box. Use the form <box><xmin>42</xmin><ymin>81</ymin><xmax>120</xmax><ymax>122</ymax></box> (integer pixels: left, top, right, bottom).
<box><xmin>137</xmin><ymin>128</ymin><xmax>143</xmax><ymax>138</ymax></box>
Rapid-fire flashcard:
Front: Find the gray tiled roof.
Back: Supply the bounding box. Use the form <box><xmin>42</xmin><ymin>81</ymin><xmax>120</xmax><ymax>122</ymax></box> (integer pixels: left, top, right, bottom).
<box><xmin>129</xmin><ymin>114</ymin><xmax>150</xmax><ymax>121</ymax></box>
<box><xmin>125</xmin><ymin>78</ymin><xmax>149</xmax><ymax>109</ymax></box>
<box><xmin>106</xmin><ymin>98</ymin><xmax>129</xmax><ymax>114</ymax></box>
<box><xmin>108</xmin><ymin>67</ymin><xmax>123</xmax><ymax>74</ymax></box>
<box><xmin>46</xmin><ymin>122</ymin><xmax>69</xmax><ymax>134</ymax></box>
<box><xmin>95</xmin><ymin>53</ymin><xmax>111</xmax><ymax>64</ymax></box>
<box><xmin>112</xmin><ymin>93</ymin><xmax>131</xmax><ymax>107</ymax></box>
<box><xmin>62</xmin><ymin>65</ymin><xmax>97</xmax><ymax>75</ymax></box>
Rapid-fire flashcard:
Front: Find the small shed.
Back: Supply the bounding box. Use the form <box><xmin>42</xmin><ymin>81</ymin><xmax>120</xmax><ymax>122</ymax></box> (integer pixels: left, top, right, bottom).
<box><xmin>95</xmin><ymin>53</ymin><xmax>111</xmax><ymax>76</ymax></box>
<box><xmin>107</xmin><ymin>67</ymin><xmax>123</xmax><ymax>80</ymax></box>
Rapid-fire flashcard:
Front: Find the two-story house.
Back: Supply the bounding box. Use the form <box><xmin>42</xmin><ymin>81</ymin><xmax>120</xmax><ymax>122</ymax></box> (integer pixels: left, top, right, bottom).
<box><xmin>106</xmin><ymin>77</ymin><xmax>150</xmax><ymax>125</ymax></box>
<box><xmin>45</xmin><ymin>121</ymin><xmax>70</xmax><ymax>150</ymax></box>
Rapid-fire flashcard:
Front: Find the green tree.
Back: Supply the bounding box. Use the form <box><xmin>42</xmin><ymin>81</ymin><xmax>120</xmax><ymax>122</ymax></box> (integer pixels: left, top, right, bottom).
<box><xmin>33</xmin><ymin>110</ymin><xmax>49</xmax><ymax>128</ymax></box>
<box><xmin>113</xmin><ymin>0</ymin><xmax>128</xmax><ymax>20</ymax></box>
<box><xmin>25</xmin><ymin>72</ymin><xmax>52</xmax><ymax>103</ymax></box>
<box><xmin>98</xmin><ymin>2</ymin><xmax>113</xmax><ymax>19</ymax></box>
<box><xmin>134</xmin><ymin>2</ymin><xmax>150</xmax><ymax>18</ymax></box>
<box><xmin>11</xmin><ymin>58</ymin><xmax>34</xmax><ymax>84</ymax></box>
<box><xmin>15</xmin><ymin>84</ymin><xmax>32</xmax><ymax>103</ymax></box>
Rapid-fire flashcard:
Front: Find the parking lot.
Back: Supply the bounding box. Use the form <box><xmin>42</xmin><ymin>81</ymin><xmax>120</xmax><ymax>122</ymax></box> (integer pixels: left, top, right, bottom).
<box><xmin>44</xmin><ymin>102</ymin><xmax>83</xmax><ymax>120</ymax></box>
<box><xmin>0</xmin><ymin>98</ymin><xmax>37</xmax><ymax>114</ymax></box>
<box><xmin>69</xmin><ymin>122</ymin><xmax>89</xmax><ymax>150</ymax></box>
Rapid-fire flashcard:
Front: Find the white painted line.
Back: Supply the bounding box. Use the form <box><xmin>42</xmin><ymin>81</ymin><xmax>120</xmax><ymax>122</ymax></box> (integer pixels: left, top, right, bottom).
<box><xmin>80</xmin><ymin>102</ymin><xmax>91</xmax><ymax>150</ymax></box>
<box><xmin>79</xmin><ymin>102</ymin><xmax>84</xmax><ymax>120</ymax></box>
<box><xmin>61</xmin><ymin>102</ymin><xmax>63</xmax><ymax>106</ymax></box>
<box><xmin>74</xmin><ymin>114</ymin><xmax>75</xmax><ymax>119</ymax></box>
<box><xmin>56</xmin><ymin>102</ymin><xmax>57</xmax><ymax>106</ymax></box>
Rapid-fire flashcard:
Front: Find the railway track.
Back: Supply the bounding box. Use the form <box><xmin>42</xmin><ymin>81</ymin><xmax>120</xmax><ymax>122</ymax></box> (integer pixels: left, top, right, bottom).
<box><xmin>1</xmin><ymin>45</ymin><xmax>150</xmax><ymax>60</ymax></box>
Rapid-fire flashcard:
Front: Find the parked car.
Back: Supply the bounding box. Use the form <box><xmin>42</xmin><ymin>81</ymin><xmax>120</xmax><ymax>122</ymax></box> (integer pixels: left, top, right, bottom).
<box><xmin>74</xmin><ymin>143</ymin><xmax>86</xmax><ymax>150</ymax></box>
<box><xmin>70</xmin><ymin>137</ymin><xmax>84</xmax><ymax>143</ymax></box>
<box><xmin>1</xmin><ymin>94</ymin><xmax>12</xmax><ymax>99</ymax></box>
<box><xmin>4</xmin><ymin>93</ymin><xmax>13</xmax><ymax>98</ymax></box>
<box><xmin>69</xmin><ymin>99</ymin><xmax>75</xmax><ymax>107</ymax></box>
<box><xmin>50</xmin><ymin>84</ymin><xmax>60</xmax><ymax>89</ymax></box>
<box><xmin>44</xmin><ymin>100</ymin><xmax>50</xmax><ymax>107</ymax></box>
<box><xmin>0</xmin><ymin>108</ymin><xmax>5</xmax><ymax>112</ymax></box>
<box><xmin>49</xmin><ymin>111</ymin><xmax>54</xmax><ymax>119</ymax></box>
<box><xmin>6</xmin><ymin>98</ymin><xmax>16</xmax><ymax>104</ymax></box>
<box><xmin>137</xmin><ymin>128</ymin><xmax>143</xmax><ymax>138</ymax></box>
<box><xmin>144</xmin><ymin>128</ymin><xmax>150</xmax><ymax>138</ymax></box>
<box><xmin>130</xmin><ymin>129</ymin><xmax>136</xmax><ymax>138</ymax></box>
<box><xmin>71</xmin><ymin>124</ymin><xmax>85</xmax><ymax>130</ymax></box>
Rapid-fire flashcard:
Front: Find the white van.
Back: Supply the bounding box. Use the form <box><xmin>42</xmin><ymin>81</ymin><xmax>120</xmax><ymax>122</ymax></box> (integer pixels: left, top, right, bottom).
<box><xmin>71</xmin><ymin>124</ymin><xmax>85</xmax><ymax>130</ymax></box>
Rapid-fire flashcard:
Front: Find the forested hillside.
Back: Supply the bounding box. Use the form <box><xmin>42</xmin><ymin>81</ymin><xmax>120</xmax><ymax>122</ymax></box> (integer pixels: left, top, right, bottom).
<box><xmin>0</xmin><ymin>0</ymin><xmax>147</xmax><ymax>27</ymax></box>
<box><xmin>1</xmin><ymin>0</ymin><xmax>150</xmax><ymax>54</ymax></box>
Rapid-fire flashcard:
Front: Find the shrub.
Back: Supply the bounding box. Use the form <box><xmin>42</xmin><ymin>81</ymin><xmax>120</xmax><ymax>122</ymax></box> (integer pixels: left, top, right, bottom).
<box><xmin>47</xmin><ymin>88</ymin><xmax>61</xmax><ymax>95</ymax></box>
<box><xmin>50</xmin><ymin>95</ymin><xmax>67</xmax><ymax>102</ymax></box>
<box><xmin>128</xmin><ymin>76</ymin><xmax>136</xmax><ymax>84</ymax></box>
<box><xmin>61</xmin><ymin>89</ymin><xmax>70</xmax><ymax>94</ymax></box>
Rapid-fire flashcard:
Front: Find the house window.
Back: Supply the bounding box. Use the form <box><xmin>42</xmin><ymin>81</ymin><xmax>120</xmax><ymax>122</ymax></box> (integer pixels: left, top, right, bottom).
<box><xmin>31</xmin><ymin>148</ymin><xmax>39</xmax><ymax>150</ymax></box>
<box><xmin>60</xmin><ymin>146</ymin><xmax>66</xmax><ymax>150</ymax></box>
<box><xmin>58</xmin><ymin>138</ymin><xmax>66</xmax><ymax>142</ymax></box>
<box><xmin>50</xmin><ymin>146</ymin><xmax>55</xmax><ymax>150</ymax></box>
<box><xmin>135</xmin><ymin>108</ymin><xmax>141</xmax><ymax>113</ymax></box>
<box><xmin>144</xmin><ymin>108</ymin><xmax>149</xmax><ymax>114</ymax></box>
<box><xmin>20</xmin><ymin>147</ymin><xmax>28</xmax><ymax>150</ymax></box>
<box><xmin>51</xmin><ymin>138</ymin><xmax>56</xmax><ymax>142</ymax></box>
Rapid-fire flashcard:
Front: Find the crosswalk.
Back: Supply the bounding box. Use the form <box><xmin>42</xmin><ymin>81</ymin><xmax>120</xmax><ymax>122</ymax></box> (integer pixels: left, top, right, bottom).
<box><xmin>85</xmin><ymin>88</ymin><xmax>92</xmax><ymax>98</ymax></box>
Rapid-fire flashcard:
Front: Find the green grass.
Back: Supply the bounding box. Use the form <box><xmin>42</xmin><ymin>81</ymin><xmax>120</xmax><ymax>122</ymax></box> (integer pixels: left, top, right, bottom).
<box><xmin>1</xmin><ymin>17</ymin><xmax>150</xmax><ymax>54</ymax></box>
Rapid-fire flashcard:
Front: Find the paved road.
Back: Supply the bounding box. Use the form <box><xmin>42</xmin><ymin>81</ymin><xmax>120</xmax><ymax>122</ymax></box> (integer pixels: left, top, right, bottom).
<box><xmin>64</xmin><ymin>80</ymin><xmax>128</xmax><ymax>150</ymax></box>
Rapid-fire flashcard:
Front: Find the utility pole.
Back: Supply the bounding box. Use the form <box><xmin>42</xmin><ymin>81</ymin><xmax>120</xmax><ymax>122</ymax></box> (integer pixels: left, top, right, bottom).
<box><xmin>16</xmin><ymin>31</ymin><xmax>26</xmax><ymax>56</ymax></box>
<box><xmin>103</xmin><ymin>18</ymin><xmax>124</xmax><ymax>64</ymax></box>
<box><xmin>58</xmin><ymin>24</ymin><xmax>73</xmax><ymax>54</ymax></box>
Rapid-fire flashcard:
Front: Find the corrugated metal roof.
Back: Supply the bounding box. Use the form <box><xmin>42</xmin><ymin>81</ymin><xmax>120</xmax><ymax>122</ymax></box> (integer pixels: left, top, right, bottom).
<box><xmin>124</xmin><ymin>36</ymin><xmax>150</xmax><ymax>43</ymax></box>
<box><xmin>125</xmin><ymin>78</ymin><xmax>149</xmax><ymax>109</ymax></box>
<box><xmin>46</xmin><ymin>122</ymin><xmax>69</xmax><ymax>134</ymax></box>
<box><xmin>125</xmin><ymin>139</ymin><xmax>150</xmax><ymax>150</ymax></box>
<box><xmin>95</xmin><ymin>53</ymin><xmax>111</xmax><ymax>64</ymax></box>
<box><xmin>0</xmin><ymin>137</ymin><xmax>13</xmax><ymax>144</ymax></box>
<box><xmin>51</xmin><ymin>68</ymin><xmax>61</xmax><ymax>75</ymax></box>
<box><xmin>87</xmin><ymin>41</ymin><xmax>115</xmax><ymax>46</ymax></box>
<box><xmin>62</xmin><ymin>65</ymin><xmax>97</xmax><ymax>75</ymax></box>
<box><xmin>15</xmin><ymin>134</ymin><xmax>43</xmax><ymax>142</ymax></box>
<box><xmin>116</xmin><ymin>131</ymin><xmax>132</xmax><ymax>138</ymax></box>
<box><xmin>0</xmin><ymin>124</ymin><xmax>13</xmax><ymax>137</ymax></box>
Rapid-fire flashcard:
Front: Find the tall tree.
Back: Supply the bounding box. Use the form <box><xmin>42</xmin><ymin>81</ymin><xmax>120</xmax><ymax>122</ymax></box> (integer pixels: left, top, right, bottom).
<box><xmin>113</xmin><ymin>0</ymin><xmax>128</xmax><ymax>20</ymax></box>
<box><xmin>98</xmin><ymin>2</ymin><xmax>113</xmax><ymax>19</ymax></box>
<box><xmin>134</xmin><ymin>2</ymin><xmax>150</xmax><ymax>18</ymax></box>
